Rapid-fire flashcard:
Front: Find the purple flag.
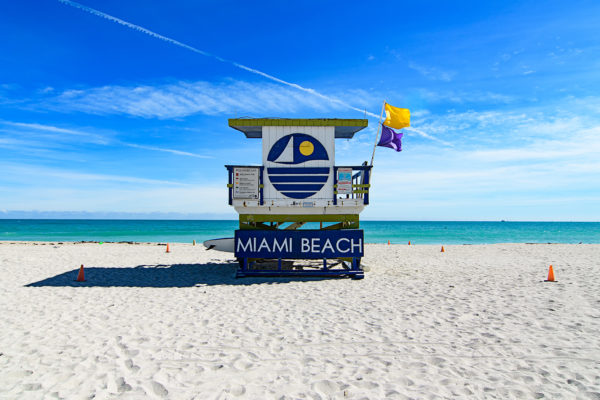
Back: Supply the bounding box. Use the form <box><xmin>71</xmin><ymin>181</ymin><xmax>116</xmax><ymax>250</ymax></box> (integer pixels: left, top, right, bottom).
<box><xmin>377</xmin><ymin>124</ymin><xmax>403</xmax><ymax>152</ymax></box>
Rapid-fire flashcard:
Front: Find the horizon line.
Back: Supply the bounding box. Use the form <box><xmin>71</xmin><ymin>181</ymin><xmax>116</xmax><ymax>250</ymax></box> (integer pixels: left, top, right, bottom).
<box><xmin>1</xmin><ymin>217</ymin><xmax>598</xmax><ymax>223</ymax></box>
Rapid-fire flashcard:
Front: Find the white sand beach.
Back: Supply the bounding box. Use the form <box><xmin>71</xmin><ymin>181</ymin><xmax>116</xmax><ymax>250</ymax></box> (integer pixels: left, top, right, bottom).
<box><xmin>1</xmin><ymin>242</ymin><xmax>599</xmax><ymax>399</ymax></box>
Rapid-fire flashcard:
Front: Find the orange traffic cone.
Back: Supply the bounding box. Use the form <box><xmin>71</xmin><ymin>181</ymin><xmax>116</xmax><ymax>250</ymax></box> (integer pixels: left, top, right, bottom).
<box><xmin>76</xmin><ymin>264</ymin><xmax>85</xmax><ymax>282</ymax></box>
<box><xmin>166</xmin><ymin>243</ymin><xmax>171</xmax><ymax>253</ymax></box>
<box><xmin>441</xmin><ymin>246</ymin><xmax>445</xmax><ymax>252</ymax></box>
<box><xmin>545</xmin><ymin>265</ymin><xmax>556</xmax><ymax>282</ymax></box>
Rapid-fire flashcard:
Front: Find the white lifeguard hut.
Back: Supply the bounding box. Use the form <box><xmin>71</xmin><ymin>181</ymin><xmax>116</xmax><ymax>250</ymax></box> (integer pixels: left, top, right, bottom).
<box><xmin>224</xmin><ymin>118</ymin><xmax>371</xmax><ymax>279</ymax></box>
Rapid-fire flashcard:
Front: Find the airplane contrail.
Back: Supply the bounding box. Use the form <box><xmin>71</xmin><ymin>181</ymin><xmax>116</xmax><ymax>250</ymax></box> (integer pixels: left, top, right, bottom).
<box><xmin>58</xmin><ymin>0</ymin><xmax>447</xmax><ymax>144</ymax></box>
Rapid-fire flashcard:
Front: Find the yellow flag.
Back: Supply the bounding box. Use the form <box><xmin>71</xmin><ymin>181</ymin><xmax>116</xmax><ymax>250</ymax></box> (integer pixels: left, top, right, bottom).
<box><xmin>383</xmin><ymin>103</ymin><xmax>410</xmax><ymax>129</ymax></box>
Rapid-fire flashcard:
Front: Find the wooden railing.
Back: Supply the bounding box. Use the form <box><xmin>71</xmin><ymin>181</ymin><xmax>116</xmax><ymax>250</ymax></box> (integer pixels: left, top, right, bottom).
<box><xmin>225</xmin><ymin>164</ymin><xmax>372</xmax><ymax>206</ymax></box>
<box><xmin>333</xmin><ymin>164</ymin><xmax>372</xmax><ymax>205</ymax></box>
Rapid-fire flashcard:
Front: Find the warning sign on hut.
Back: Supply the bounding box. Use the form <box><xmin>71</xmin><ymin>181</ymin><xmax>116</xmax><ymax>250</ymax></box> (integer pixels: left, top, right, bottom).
<box><xmin>336</xmin><ymin>167</ymin><xmax>352</xmax><ymax>194</ymax></box>
<box><xmin>233</xmin><ymin>167</ymin><xmax>259</xmax><ymax>199</ymax></box>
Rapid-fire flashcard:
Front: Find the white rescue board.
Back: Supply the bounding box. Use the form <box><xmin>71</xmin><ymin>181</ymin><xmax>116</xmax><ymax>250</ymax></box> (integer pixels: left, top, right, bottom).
<box><xmin>203</xmin><ymin>237</ymin><xmax>235</xmax><ymax>253</ymax></box>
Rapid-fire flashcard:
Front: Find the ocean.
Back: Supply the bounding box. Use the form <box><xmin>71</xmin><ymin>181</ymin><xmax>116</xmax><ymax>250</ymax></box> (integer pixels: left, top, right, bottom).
<box><xmin>1</xmin><ymin>219</ymin><xmax>599</xmax><ymax>244</ymax></box>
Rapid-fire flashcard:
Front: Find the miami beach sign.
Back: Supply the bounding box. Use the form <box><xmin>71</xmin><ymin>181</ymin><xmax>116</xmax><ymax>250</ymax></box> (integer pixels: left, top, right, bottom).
<box><xmin>235</xmin><ymin>230</ymin><xmax>364</xmax><ymax>259</ymax></box>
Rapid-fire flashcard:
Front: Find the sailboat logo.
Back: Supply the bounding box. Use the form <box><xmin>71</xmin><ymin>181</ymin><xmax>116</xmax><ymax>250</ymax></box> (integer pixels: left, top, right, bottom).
<box><xmin>267</xmin><ymin>133</ymin><xmax>329</xmax><ymax>199</ymax></box>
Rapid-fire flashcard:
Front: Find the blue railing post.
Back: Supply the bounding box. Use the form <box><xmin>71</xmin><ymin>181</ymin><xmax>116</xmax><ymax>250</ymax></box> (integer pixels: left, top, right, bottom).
<box><xmin>363</xmin><ymin>166</ymin><xmax>371</xmax><ymax>205</ymax></box>
<box><xmin>226</xmin><ymin>166</ymin><xmax>233</xmax><ymax>205</ymax></box>
<box><xmin>259</xmin><ymin>166</ymin><xmax>264</xmax><ymax>205</ymax></box>
<box><xmin>332</xmin><ymin>166</ymin><xmax>338</xmax><ymax>205</ymax></box>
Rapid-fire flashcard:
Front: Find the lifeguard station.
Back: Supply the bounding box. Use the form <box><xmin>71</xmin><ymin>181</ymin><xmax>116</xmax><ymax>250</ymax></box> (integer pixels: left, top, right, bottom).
<box><xmin>225</xmin><ymin>118</ymin><xmax>371</xmax><ymax>279</ymax></box>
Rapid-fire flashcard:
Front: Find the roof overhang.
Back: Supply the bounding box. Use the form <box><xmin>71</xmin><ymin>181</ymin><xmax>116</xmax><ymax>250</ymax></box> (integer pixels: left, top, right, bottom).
<box><xmin>228</xmin><ymin>118</ymin><xmax>368</xmax><ymax>139</ymax></box>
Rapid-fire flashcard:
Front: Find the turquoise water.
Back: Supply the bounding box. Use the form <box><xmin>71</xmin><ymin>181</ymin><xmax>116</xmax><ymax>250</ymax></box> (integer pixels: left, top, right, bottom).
<box><xmin>1</xmin><ymin>219</ymin><xmax>598</xmax><ymax>244</ymax></box>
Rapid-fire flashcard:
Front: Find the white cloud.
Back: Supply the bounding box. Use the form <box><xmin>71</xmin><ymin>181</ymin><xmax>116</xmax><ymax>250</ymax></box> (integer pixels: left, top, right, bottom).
<box><xmin>59</xmin><ymin>0</ymin><xmax>381</xmax><ymax>119</ymax></box>
<box><xmin>2</xmin><ymin>120</ymin><xmax>111</xmax><ymax>144</ymax></box>
<box><xmin>411</xmin><ymin>104</ymin><xmax>588</xmax><ymax>144</ymax></box>
<box><xmin>466</xmin><ymin>133</ymin><xmax>600</xmax><ymax>163</ymax></box>
<box><xmin>28</xmin><ymin>80</ymin><xmax>447</xmax><ymax>144</ymax></box>
<box><xmin>0</xmin><ymin>184</ymin><xmax>229</xmax><ymax>214</ymax></box>
<box><xmin>0</xmin><ymin>162</ymin><xmax>229</xmax><ymax>213</ymax></box>
<box><xmin>0</xmin><ymin>120</ymin><xmax>212</xmax><ymax>159</ymax></box>
<box><xmin>358</xmin><ymin>100</ymin><xmax>600</xmax><ymax>220</ymax></box>
<box><xmin>1</xmin><ymin>163</ymin><xmax>187</xmax><ymax>186</ymax></box>
<box><xmin>408</xmin><ymin>62</ymin><xmax>456</xmax><ymax>81</ymax></box>
<box><xmin>46</xmin><ymin>80</ymin><xmax>351</xmax><ymax>118</ymax></box>
<box><xmin>123</xmin><ymin>143</ymin><xmax>213</xmax><ymax>159</ymax></box>
<box><xmin>417</xmin><ymin>89</ymin><xmax>514</xmax><ymax>104</ymax></box>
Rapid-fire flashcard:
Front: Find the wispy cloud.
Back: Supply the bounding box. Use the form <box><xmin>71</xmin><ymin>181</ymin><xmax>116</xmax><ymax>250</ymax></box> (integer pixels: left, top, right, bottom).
<box><xmin>0</xmin><ymin>162</ymin><xmax>229</xmax><ymax>213</ymax></box>
<box><xmin>417</xmin><ymin>89</ymin><xmax>514</xmax><ymax>104</ymax></box>
<box><xmin>411</xmin><ymin>107</ymin><xmax>580</xmax><ymax>142</ymax></box>
<box><xmin>466</xmin><ymin>130</ymin><xmax>600</xmax><ymax>163</ymax></box>
<box><xmin>123</xmin><ymin>143</ymin><xmax>212</xmax><ymax>159</ymax></box>
<box><xmin>2</xmin><ymin>120</ymin><xmax>111</xmax><ymax>144</ymax></box>
<box><xmin>352</xmin><ymin>95</ymin><xmax>600</xmax><ymax>218</ymax></box>
<box><xmin>405</xmin><ymin>127</ymin><xmax>453</xmax><ymax>146</ymax></box>
<box><xmin>0</xmin><ymin>136</ymin><xmax>78</xmax><ymax>160</ymax></box>
<box><xmin>408</xmin><ymin>62</ymin><xmax>456</xmax><ymax>81</ymax></box>
<box><xmin>0</xmin><ymin>84</ymin><xmax>27</xmax><ymax>106</ymax></box>
<box><xmin>1</xmin><ymin>163</ymin><xmax>188</xmax><ymax>186</ymax></box>
<box><xmin>58</xmin><ymin>0</ymin><xmax>381</xmax><ymax>119</ymax></box>
<box><xmin>46</xmin><ymin>80</ymin><xmax>347</xmax><ymax>118</ymax></box>
<box><xmin>41</xmin><ymin>80</ymin><xmax>450</xmax><ymax>144</ymax></box>
<box><xmin>0</xmin><ymin>120</ymin><xmax>212</xmax><ymax>159</ymax></box>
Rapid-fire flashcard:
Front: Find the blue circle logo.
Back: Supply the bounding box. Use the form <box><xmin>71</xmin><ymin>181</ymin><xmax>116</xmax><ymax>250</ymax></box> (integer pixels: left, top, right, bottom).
<box><xmin>266</xmin><ymin>133</ymin><xmax>329</xmax><ymax>199</ymax></box>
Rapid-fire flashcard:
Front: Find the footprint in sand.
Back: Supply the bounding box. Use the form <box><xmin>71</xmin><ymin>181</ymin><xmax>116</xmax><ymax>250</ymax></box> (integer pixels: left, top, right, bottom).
<box><xmin>431</xmin><ymin>356</ymin><xmax>446</xmax><ymax>366</ymax></box>
<box><xmin>151</xmin><ymin>381</ymin><xmax>168</xmax><ymax>397</ymax></box>
<box><xmin>226</xmin><ymin>384</ymin><xmax>246</xmax><ymax>396</ymax></box>
<box><xmin>22</xmin><ymin>383</ymin><xmax>42</xmax><ymax>391</ymax></box>
<box><xmin>116</xmin><ymin>377</ymin><xmax>132</xmax><ymax>392</ymax></box>
<box><xmin>124</xmin><ymin>358</ymin><xmax>140</xmax><ymax>372</ymax></box>
<box><xmin>312</xmin><ymin>380</ymin><xmax>339</xmax><ymax>397</ymax></box>
<box><xmin>233</xmin><ymin>359</ymin><xmax>254</xmax><ymax>371</ymax></box>
<box><xmin>6</xmin><ymin>370</ymin><xmax>34</xmax><ymax>379</ymax></box>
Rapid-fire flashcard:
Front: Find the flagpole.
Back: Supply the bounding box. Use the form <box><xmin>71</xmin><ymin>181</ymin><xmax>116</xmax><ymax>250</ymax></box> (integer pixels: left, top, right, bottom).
<box><xmin>370</xmin><ymin>100</ymin><xmax>386</xmax><ymax>166</ymax></box>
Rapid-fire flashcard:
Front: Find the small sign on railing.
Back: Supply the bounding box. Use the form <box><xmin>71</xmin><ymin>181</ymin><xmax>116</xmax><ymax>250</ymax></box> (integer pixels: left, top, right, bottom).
<box><xmin>336</xmin><ymin>167</ymin><xmax>353</xmax><ymax>194</ymax></box>
<box><xmin>233</xmin><ymin>167</ymin><xmax>259</xmax><ymax>199</ymax></box>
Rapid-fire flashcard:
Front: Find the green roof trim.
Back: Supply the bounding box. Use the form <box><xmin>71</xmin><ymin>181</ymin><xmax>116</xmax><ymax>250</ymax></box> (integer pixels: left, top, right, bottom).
<box><xmin>229</xmin><ymin>118</ymin><xmax>367</xmax><ymax>127</ymax></box>
<box><xmin>228</xmin><ymin>118</ymin><xmax>368</xmax><ymax>139</ymax></box>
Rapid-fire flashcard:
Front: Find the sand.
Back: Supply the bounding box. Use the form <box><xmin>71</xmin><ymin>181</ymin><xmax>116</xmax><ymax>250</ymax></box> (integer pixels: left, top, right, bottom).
<box><xmin>0</xmin><ymin>242</ymin><xmax>599</xmax><ymax>399</ymax></box>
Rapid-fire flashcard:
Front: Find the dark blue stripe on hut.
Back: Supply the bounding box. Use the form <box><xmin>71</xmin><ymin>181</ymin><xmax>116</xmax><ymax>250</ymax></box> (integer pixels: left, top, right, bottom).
<box><xmin>273</xmin><ymin>184</ymin><xmax>324</xmax><ymax>191</ymax></box>
<box><xmin>281</xmin><ymin>192</ymin><xmax>313</xmax><ymax>199</ymax></box>
<box><xmin>267</xmin><ymin>167</ymin><xmax>329</xmax><ymax>175</ymax></box>
<box><xmin>269</xmin><ymin>175</ymin><xmax>329</xmax><ymax>183</ymax></box>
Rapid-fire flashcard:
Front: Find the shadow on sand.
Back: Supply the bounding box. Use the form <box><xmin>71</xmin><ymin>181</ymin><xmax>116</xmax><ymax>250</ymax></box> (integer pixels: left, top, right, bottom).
<box><xmin>26</xmin><ymin>262</ymin><xmax>340</xmax><ymax>287</ymax></box>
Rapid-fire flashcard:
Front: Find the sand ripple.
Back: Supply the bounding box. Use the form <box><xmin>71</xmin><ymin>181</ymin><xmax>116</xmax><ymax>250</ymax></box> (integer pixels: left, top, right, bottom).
<box><xmin>0</xmin><ymin>242</ymin><xmax>599</xmax><ymax>398</ymax></box>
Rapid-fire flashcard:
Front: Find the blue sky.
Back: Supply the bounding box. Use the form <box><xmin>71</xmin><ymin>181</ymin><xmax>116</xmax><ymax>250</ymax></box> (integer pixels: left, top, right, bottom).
<box><xmin>1</xmin><ymin>0</ymin><xmax>599</xmax><ymax>220</ymax></box>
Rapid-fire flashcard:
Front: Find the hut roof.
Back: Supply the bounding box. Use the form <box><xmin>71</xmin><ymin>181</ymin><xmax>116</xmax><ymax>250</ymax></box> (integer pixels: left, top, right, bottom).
<box><xmin>228</xmin><ymin>118</ymin><xmax>368</xmax><ymax>139</ymax></box>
